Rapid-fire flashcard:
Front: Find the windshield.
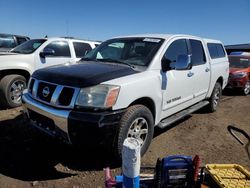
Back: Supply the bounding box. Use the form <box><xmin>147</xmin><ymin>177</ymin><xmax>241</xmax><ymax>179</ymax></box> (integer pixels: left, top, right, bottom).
<box><xmin>83</xmin><ymin>37</ymin><xmax>164</xmax><ymax>67</ymax></box>
<box><xmin>11</xmin><ymin>39</ymin><xmax>46</xmax><ymax>54</ymax></box>
<box><xmin>229</xmin><ymin>56</ymin><xmax>250</xmax><ymax>68</ymax></box>
<box><xmin>0</xmin><ymin>34</ymin><xmax>15</xmax><ymax>49</ymax></box>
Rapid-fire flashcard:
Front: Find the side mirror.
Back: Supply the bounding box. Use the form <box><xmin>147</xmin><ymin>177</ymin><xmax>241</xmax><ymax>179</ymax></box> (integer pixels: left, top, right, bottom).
<box><xmin>39</xmin><ymin>48</ymin><xmax>55</xmax><ymax>58</ymax></box>
<box><xmin>175</xmin><ymin>54</ymin><xmax>192</xmax><ymax>70</ymax></box>
<box><xmin>161</xmin><ymin>57</ymin><xmax>172</xmax><ymax>72</ymax></box>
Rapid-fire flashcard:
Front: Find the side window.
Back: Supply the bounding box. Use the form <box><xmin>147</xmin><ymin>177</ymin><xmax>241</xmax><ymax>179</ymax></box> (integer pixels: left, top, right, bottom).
<box><xmin>207</xmin><ymin>44</ymin><xmax>218</xmax><ymax>58</ymax></box>
<box><xmin>16</xmin><ymin>37</ymin><xmax>28</xmax><ymax>45</ymax></box>
<box><xmin>216</xmin><ymin>44</ymin><xmax>226</xmax><ymax>57</ymax></box>
<box><xmin>190</xmin><ymin>39</ymin><xmax>206</xmax><ymax>66</ymax></box>
<box><xmin>164</xmin><ymin>39</ymin><xmax>188</xmax><ymax>69</ymax></box>
<box><xmin>73</xmin><ymin>42</ymin><xmax>92</xmax><ymax>58</ymax></box>
<box><xmin>207</xmin><ymin>43</ymin><xmax>226</xmax><ymax>59</ymax></box>
<box><xmin>44</xmin><ymin>41</ymin><xmax>71</xmax><ymax>57</ymax></box>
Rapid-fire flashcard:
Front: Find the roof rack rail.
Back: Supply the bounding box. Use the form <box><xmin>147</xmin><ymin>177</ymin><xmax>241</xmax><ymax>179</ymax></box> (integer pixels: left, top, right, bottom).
<box><xmin>60</xmin><ymin>36</ymin><xmax>75</xmax><ymax>39</ymax></box>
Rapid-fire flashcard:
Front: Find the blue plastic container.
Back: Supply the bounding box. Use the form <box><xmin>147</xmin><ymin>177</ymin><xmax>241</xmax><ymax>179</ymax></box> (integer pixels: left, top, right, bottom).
<box><xmin>161</xmin><ymin>155</ymin><xmax>194</xmax><ymax>188</ymax></box>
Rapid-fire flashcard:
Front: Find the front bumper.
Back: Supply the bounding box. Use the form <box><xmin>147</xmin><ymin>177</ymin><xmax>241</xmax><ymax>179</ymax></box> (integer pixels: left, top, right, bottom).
<box><xmin>22</xmin><ymin>93</ymin><xmax>124</xmax><ymax>146</ymax></box>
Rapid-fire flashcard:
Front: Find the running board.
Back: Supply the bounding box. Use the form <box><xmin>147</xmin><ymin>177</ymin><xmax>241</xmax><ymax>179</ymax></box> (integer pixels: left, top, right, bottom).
<box><xmin>157</xmin><ymin>101</ymin><xmax>209</xmax><ymax>129</ymax></box>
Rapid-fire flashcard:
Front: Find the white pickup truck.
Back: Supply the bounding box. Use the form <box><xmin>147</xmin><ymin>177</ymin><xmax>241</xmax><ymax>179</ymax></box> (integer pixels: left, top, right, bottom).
<box><xmin>22</xmin><ymin>34</ymin><xmax>229</xmax><ymax>158</ymax></box>
<box><xmin>0</xmin><ymin>37</ymin><xmax>100</xmax><ymax>107</ymax></box>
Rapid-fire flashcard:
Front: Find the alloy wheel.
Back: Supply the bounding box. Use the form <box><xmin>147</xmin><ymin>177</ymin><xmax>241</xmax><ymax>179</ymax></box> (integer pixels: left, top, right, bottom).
<box><xmin>9</xmin><ymin>80</ymin><xmax>25</xmax><ymax>104</ymax></box>
<box><xmin>127</xmin><ymin>117</ymin><xmax>148</xmax><ymax>146</ymax></box>
<box><xmin>244</xmin><ymin>82</ymin><xmax>250</xmax><ymax>95</ymax></box>
<box><xmin>213</xmin><ymin>88</ymin><xmax>221</xmax><ymax>107</ymax></box>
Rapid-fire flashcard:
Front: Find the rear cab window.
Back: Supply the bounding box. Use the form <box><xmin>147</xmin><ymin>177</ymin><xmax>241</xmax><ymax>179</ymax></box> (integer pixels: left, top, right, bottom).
<box><xmin>207</xmin><ymin>43</ymin><xmax>226</xmax><ymax>59</ymax></box>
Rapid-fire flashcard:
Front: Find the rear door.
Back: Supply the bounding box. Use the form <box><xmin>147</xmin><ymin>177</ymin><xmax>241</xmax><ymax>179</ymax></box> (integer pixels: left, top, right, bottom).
<box><xmin>188</xmin><ymin>39</ymin><xmax>210</xmax><ymax>102</ymax></box>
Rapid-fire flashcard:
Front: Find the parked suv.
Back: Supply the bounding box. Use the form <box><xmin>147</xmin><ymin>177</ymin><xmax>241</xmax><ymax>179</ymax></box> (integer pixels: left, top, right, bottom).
<box><xmin>0</xmin><ymin>37</ymin><xmax>100</xmax><ymax>107</ymax></box>
<box><xmin>22</xmin><ymin>34</ymin><xmax>229</xmax><ymax>158</ymax></box>
<box><xmin>227</xmin><ymin>52</ymin><xmax>250</xmax><ymax>95</ymax></box>
<box><xmin>0</xmin><ymin>33</ymin><xmax>29</xmax><ymax>52</ymax></box>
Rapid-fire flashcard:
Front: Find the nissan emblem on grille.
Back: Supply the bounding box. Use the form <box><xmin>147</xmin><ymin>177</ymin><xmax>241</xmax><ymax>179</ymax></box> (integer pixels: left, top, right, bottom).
<box><xmin>42</xmin><ymin>86</ymin><xmax>50</xmax><ymax>97</ymax></box>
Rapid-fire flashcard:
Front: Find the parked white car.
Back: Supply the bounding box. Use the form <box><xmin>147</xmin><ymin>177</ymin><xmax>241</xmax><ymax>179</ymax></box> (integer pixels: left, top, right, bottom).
<box><xmin>22</xmin><ymin>34</ymin><xmax>229</xmax><ymax>158</ymax></box>
<box><xmin>0</xmin><ymin>37</ymin><xmax>100</xmax><ymax>107</ymax></box>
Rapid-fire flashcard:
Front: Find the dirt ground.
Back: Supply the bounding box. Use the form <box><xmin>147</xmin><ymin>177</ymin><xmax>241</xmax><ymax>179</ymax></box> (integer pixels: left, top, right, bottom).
<box><xmin>0</xmin><ymin>92</ymin><xmax>249</xmax><ymax>188</ymax></box>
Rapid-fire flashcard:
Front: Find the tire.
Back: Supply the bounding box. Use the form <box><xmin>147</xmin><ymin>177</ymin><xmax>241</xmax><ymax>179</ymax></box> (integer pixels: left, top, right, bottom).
<box><xmin>207</xmin><ymin>82</ymin><xmax>222</xmax><ymax>112</ymax></box>
<box><xmin>0</xmin><ymin>74</ymin><xmax>26</xmax><ymax>108</ymax></box>
<box><xmin>242</xmin><ymin>81</ymin><xmax>250</xmax><ymax>95</ymax></box>
<box><xmin>115</xmin><ymin>105</ymin><xmax>154</xmax><ymax>159</ymax></box>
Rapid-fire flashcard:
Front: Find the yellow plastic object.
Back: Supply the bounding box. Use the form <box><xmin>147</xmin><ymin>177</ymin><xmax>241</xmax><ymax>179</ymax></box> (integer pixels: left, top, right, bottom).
<box><xmin>206</xmin><ymin>164</ymin><xmax>250</xmax><ymax>188</ymax></box>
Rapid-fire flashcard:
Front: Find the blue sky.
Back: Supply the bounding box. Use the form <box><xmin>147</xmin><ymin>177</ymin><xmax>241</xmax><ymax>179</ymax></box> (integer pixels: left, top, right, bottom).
<box><xmin>0</xmin><ymin>0</ymin><xmax>249</xmax><ymax>45</ymax></box>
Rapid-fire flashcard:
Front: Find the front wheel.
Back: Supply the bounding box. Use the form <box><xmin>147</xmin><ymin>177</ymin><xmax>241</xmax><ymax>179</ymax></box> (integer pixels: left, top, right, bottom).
<box><xmin>242</xmin><ymin>81</ymin><xmax>250</xmax><ymax>95</ymax></box>
<box><xmin>115</xmin><ymin>105</ymin><xmax>154</xmax><ymax>159</ymax></box>
<box><xmin>207</xmin><ymin>82</ymin><xmax>222</xmax><ymax>112</ymax></box>
<box><xmin>0</xmin><ymin>74</ymin><xmax>26</xmax><ymax>108</ymax></box>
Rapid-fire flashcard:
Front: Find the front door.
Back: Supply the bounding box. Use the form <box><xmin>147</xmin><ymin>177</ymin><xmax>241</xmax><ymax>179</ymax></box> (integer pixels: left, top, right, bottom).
<box><xmin>161</xmin><ymin>38</ymin><xmax>195</xmax><ymax>118</ymax></box>
<box><xmin>36</xmin><ymin>41</ymin><xmax>72</xmax><ymax>69</ymax></box>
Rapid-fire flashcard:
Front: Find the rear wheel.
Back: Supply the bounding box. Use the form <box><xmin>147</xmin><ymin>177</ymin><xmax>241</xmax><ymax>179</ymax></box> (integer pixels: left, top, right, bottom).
<box><xmin>0</xmin><ymin>74</ymin><xmax>26</xmax><ymax>108</ymax></box>
<box><xmin>206</xmin><ymin>82</ymin><xmax>222</xmax><ymax>112</ymax></box>
<box><xmin>115</xmin><ymin>105</ymin><xmax>154</xmax><ymax>159</ymax></box>
<box><xmin>242</xmin><ymin>81</ymin><xmax>250</xmax><ymax>95</ymax></box>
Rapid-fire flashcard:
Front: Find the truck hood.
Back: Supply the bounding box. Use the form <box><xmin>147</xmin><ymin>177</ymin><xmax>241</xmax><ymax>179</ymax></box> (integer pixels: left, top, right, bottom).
<box><xmin>0</xmin><ymin>53</ymin><xmax>31</xmax><ymax>61</ymax></box>
<box><xmin>230</xmin><ymin>67</ymin><xmax>249</xmax><ymax>74</ymax></box>
<box><xmin>32</xmin><ymin>61</ymin><xmax>138</xmax><ymax>88</ymax></box>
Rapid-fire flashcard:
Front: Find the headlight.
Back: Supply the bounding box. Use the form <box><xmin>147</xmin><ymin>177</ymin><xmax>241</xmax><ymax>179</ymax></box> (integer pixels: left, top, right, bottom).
<box><xmin>75</xmin><ymin>84</ymin><xmax>120</xmax><ymax>108</ymax></box>
<box><xmin>232</xmin><ymin>72</ymin><xmax>247</xmax><ymax>78</ymax></box>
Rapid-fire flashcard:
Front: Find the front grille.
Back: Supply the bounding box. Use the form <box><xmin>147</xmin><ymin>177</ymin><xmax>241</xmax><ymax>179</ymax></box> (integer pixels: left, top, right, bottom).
<box><xmin>29</xmin><ymin>78</ymin><xmax>79</xmax><ymax>109</ymax></box>
<box><xmin>58</xmin><ymin>87</ymin><xmax>75</xmax><ymax>106</ymax></box>
<box><xmin>28</xmin><ymin>78</ymin><xmax>35</xmax><ymax>93</ymax></box>
<box><xmin>37</xmin><ymin>82</ymin><xmax>56</xmax><ymax>102</ymax></box>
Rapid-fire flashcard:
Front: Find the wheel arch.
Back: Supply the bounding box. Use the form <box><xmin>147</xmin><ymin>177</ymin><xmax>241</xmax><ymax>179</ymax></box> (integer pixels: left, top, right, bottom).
<box><xmin>0</xmin><ymin>69</ymin><xmax>31</xmax><ymax>82</ymax></box>
<box><xmin>129</xmin><ymin>97</ymin><xmax>156</xmax><ymax>122</ymax></box>
<box><xmin>216</xmin><ymin>76</ymin><xmax>223</xmax><ymax>87</ymax></box>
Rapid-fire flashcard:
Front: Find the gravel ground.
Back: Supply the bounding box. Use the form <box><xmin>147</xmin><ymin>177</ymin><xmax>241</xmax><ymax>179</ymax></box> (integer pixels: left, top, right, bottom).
<box><xmin>0</xmin><ymin>92</ymin><xmax>249</xmax><ymax>188</ymax></box>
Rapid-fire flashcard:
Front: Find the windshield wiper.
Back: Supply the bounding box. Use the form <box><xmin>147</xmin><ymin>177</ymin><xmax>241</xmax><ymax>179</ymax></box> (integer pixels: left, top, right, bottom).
<box><xmin>97</xmin><ymin>58</ymin><xmax>135</xmax><ymax>69</ymax></box>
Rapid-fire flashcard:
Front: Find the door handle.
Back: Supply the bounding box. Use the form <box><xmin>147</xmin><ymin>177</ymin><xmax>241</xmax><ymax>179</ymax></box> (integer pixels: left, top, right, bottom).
<box><xmin>187</xmin><ymin>72</ymin><xmax>194</xmax><ymax>77</ymax></box>
<box><xmin>205</xmin><ymin>68</ymin><xmax>210</xmax><ymax>72</ymax></box>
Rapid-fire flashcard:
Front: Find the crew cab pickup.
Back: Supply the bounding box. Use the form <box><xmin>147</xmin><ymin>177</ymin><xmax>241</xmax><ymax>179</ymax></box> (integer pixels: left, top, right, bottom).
<box><xmin>0</xmin><ymin>37</ymin><xmax>100</xmax><ymax>107</ymax></box>
<box><xmin>22</xmin><ymin>34</ymin><xmax>229</xmax><ymax>158</ymax></box>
